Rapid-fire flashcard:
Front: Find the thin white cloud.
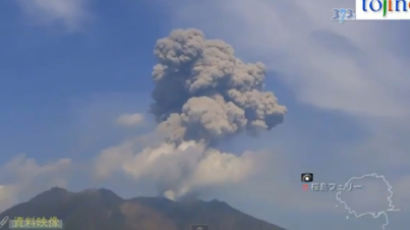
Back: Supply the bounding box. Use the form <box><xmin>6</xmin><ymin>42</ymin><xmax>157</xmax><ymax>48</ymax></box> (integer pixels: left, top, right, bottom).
<box><xmin>0</xmin><ymin>155</ymin><xmax>72</xmax><ymax>212</ymax></box>
<box><xmin>16</xmin><ymin>0</ymin><xmax>90</xmax><ymax>30</ymax></box>
<box><xmin>116</xmin><ymin>113</ymin><xmax>144</xmax><ymax>127</ymax></box>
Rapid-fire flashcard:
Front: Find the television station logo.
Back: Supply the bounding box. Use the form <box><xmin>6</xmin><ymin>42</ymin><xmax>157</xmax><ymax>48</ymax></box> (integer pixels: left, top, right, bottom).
<box><xmin>333</xmin><ymin>0</ymin><xmax>410</xmax><ymax>23</ymax></box>
<box><xmin>357</xmin><ymin>0</ymin><xmax>410</xmax><ymax>19</ymax></box>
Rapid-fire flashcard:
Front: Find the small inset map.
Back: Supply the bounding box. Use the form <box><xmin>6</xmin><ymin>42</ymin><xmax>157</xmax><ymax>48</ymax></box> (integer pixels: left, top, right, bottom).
<box><xmin>336</xmin><ymin>173</ymin><xmax>400</xmax><ymax>230</ymax></box>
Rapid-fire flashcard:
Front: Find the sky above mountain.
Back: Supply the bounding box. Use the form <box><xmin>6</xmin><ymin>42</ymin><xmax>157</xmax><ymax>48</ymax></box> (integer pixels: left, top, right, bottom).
<box><xmin>1</xmin><ymin>0</ymin><xmax>410</xmax><ymax>229</ymax></box>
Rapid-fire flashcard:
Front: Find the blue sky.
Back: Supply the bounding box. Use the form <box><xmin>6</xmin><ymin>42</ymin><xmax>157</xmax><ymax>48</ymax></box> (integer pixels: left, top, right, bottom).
<box><xmin>0</xmin><ymin>0</ymin><xmax>162</xmax><ymax>161</ymax></box>
<box><xmin>1</xmin><ymin>0</ymin><xmax>410</xmax><ymax>229</ymax></box>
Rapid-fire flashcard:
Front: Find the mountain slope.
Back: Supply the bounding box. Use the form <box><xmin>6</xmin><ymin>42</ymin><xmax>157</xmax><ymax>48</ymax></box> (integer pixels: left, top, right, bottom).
<box><xmin>0</xmin><ymin>188</ymin><xmax>284</xmax><ymax>230</ymax></box>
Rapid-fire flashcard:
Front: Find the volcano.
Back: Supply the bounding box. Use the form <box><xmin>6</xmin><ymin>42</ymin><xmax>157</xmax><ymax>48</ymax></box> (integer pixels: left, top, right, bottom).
<box><xmin>0</xmin><ymin>187</ymin><xmax>284</xmax><ymax>230</ymax></box>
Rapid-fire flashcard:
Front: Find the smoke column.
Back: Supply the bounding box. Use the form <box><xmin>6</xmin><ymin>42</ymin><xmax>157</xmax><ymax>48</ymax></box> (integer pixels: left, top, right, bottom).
<box><xmin>95</xmin><ymin>29</ymin><xmax>286</xmax><ymax>200</ymax></box>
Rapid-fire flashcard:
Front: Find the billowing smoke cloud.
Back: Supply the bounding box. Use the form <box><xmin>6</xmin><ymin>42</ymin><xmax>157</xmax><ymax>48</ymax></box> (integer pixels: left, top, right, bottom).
<box><xmin>152</xmin><ymin>29</ymin><xmax>286</xmax><ymax>142</ymax></box>
<box><xmin>95</xmin><ymin>29</ymin><xmax>286</xmax><ymax>199</ymax></box>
